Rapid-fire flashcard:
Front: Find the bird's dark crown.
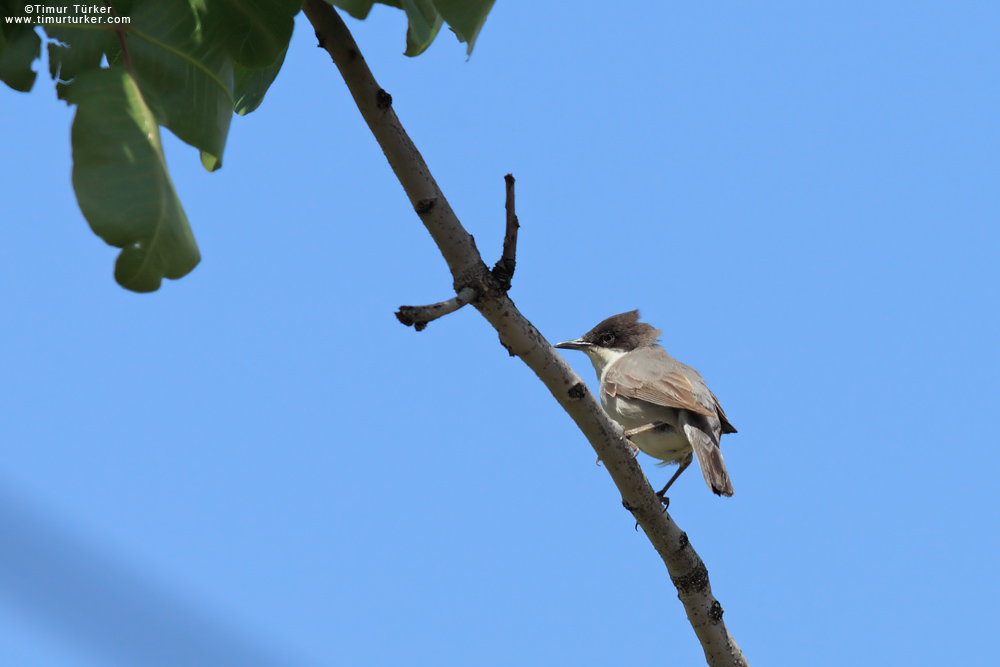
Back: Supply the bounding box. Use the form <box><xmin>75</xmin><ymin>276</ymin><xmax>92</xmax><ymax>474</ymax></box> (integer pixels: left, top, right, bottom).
<box><xmin>580</xmin><ymin>310</ymin><xmax>661</xmax><ymax>351</ymax></box>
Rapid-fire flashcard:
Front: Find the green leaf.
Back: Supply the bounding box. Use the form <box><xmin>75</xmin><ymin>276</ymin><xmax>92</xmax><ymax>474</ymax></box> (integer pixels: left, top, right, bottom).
<box><xmin>47</xmin><ymin>27</ymin><xmax>117</xmax><ymax>83</ymax></box>
<box><xmin>125</xmin><ymin>0</ymin><xmax>234</xmax><ymax>171</ymax></box>
<box><xmin>200</xmin><ymin>149</ymin><xmax>221</xmax><ymax>172</ymax></box>
<box><xmin>433</xmin><ymin>0</ymin><xmax>495</xmax><ymax>55</ymax></box>
<box><xmin>327</xmin><ymin>0</ymin><xmax>494</xmax><ymax>56</ymax></box>
<box><xmin>329</xmin><ymin>0</ymin><xmax>402</xmax><ymax>21</ymax></box>
<box><xmin>45</xmin><ymin>0</ymin><xmax>132</xmax><ymax>82</ymax></box>
<box><xmin>402</xmin><ymin>0</ymin><xmax>443</xmax><ymax>57</ymax></box>
<box><xmin>0</xmin><ymin>17</ymin><xmax>41</xmax><ymax>92</ymax></box>
<box><xmin>47</xmin><ymin>0</ymin><xmax>299</xmax><ymax>292</ymax></box>
<box><xmin>212</xmin><ymin>0</ymin><xmax>301</xmax><ymax>69</ymax></box>
<box><xmin>328</xmin><ymin>0</ymin><xmax>444</xmax><ymax>57</ymax></box>
<box><xmin>65</xmin><ymin>66</ymin><xmax>200</xmax><ymax>293</ymax></box>
<box><xmin>233</xmin><ymin>43</ymin><xmax>288</xmax><ymax>116</ymax></box>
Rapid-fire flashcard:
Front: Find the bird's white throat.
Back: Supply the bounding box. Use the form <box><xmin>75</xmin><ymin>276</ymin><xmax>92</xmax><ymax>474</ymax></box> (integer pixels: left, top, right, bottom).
<box><xmin>580</xmin><ymin>346</ymin><xmax>631</xmax><ymax>383</ymax></box>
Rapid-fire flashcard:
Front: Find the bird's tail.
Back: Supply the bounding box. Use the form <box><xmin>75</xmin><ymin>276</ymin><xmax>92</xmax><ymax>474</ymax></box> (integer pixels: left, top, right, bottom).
<box><xmin>681</xmin><ymin>414</ymin><xmax>734</xmax><ymax>497</ymax></box>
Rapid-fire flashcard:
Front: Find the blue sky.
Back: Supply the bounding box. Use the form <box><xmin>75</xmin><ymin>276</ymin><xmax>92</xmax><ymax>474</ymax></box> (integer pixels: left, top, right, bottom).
<box><xmin>2</xmin><ymin>2</ymin><xmax>998</xmax><ymax>664</ymax></box>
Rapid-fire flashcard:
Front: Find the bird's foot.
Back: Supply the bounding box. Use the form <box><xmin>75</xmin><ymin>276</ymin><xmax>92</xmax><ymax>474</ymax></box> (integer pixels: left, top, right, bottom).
<box><xmin>623</xmin><ymin>438</ymin><xmax>640</xmax><ymax>458</ymax></box>
<box><xmin>655</xmin><ymin>490</ymin><xmax>671</xmax><ymax>510</ymax></box>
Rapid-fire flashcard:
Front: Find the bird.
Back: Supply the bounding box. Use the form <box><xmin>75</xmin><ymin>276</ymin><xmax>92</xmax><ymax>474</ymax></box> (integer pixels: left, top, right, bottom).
<box><xmin>554</xmin><ymin>310</ymin><xmax>736</xmax><ymax>498</ymax></box>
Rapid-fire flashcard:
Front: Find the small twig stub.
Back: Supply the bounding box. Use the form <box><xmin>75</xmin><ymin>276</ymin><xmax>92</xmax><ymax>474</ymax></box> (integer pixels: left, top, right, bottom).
<box><xmin>492</xmin><ymin>173</ymin><xmax>519</xmax><ymax>291</ymax></box>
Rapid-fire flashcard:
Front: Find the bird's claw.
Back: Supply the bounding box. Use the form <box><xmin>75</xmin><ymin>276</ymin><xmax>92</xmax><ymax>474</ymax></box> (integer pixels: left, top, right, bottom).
<box><xmin>624</xmin><ymin>438</ymin><xmax>640</xmax><ymax>458</ymax></box>
<box><xmin>655</xmin><ymin>491</ymin><xmax>671</xmax><ymax>510</ymax></box>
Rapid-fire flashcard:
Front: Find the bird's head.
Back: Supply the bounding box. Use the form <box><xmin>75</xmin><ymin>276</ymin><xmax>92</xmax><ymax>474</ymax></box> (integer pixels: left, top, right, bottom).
<box><xmin>554</xmin><ymin>310</ymin><xmax>661</xmax><ymax>376</ymax></box>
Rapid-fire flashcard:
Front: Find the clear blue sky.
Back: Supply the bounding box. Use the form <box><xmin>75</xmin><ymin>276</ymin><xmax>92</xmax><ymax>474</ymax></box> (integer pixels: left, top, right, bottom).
<box><xmin>2</xmin><ymin>2</ymin><xmax>998</xmax><ymax>665</ymax></box>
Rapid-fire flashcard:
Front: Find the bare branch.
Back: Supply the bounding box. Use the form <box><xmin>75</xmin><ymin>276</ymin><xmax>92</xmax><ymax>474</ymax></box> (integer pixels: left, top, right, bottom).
<box><xmin>302</xmin><ymin>2</ymin><xmax>748</xmax><ymax>664</ymax></box>
<box><xmin>396</xmin><ymin>287</ymin><xmax>477</xmax><ymax>331</ymax></box>
<box><xmin>492</xmin><ymin>173</ymin><xmax>519</xmax><ymax>291</ymax></box>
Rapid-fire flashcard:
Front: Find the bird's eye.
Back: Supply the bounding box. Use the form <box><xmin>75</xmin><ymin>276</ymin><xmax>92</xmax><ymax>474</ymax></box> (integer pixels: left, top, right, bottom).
<box><xmin>601</xmin><ymin>332</ymin><xmax>615</xmax><ymax>345</ymax></box>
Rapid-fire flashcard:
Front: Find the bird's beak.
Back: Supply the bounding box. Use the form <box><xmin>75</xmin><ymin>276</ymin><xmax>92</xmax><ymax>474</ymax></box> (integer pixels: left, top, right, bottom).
<box><xmin>554</xmin><ymin>338</ymin><xmax>590</xmax><ymax>351</ymax></box>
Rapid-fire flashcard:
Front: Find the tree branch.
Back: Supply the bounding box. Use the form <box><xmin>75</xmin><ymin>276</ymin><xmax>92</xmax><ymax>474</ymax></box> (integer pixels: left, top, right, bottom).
<box><xmin>302</xmin><ymin>2</ymin><xmax>748</xmax><ymax>664</ymax></box>
<box><xmin>396</xmin><ymin>286</ymin><xmax>477</xmax><ymax>331</ymax></box>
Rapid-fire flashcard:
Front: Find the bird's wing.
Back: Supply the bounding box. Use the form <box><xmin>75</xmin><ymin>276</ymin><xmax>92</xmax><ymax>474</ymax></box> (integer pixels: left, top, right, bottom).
<box><xmin>710</xmin><ymin>390</ymin><xmax>738</xmax><ymax>434</ymax></box>
<box><xmin>603</xmin><ymin>350</ymin><xmax>715</xmax><ymax>418</ymax></box>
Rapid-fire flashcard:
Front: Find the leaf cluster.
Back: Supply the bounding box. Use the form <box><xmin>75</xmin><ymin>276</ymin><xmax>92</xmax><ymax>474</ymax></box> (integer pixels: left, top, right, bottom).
<box><xmin>0</xmin><ymin>0</ymin><xmax>495</xmax><ymax>291</ymax></box>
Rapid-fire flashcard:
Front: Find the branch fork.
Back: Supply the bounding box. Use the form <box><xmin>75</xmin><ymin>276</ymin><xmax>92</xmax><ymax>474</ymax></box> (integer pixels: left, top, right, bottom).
<box><xmin>396</xmin><ymin>174</ymin><xmax>519</xmax><ymax>331</ymax></box>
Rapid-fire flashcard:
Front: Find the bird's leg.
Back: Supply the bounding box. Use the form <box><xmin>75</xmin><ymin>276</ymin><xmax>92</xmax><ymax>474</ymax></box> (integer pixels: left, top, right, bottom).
<box><xmin>656</xmin><ymin>452</ymin><xmax>693</xmax><ymax>504</ymax></box>
<box><xmin>624</xmin><ymin>421</ymin><xmax>667</xmax><ymax>438</ymax></box>
<box><xmin>622</xmin><ymin>421</ymin><xmax>667</xmax><ymax>459</ymax></box>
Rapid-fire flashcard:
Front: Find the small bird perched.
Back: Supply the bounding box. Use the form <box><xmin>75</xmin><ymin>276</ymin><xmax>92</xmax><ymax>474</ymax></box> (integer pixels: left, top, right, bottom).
<box><xmin>555</xmin><ymin>311</ymin><xmax>736</xmax><ymax>498</ymax></box>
